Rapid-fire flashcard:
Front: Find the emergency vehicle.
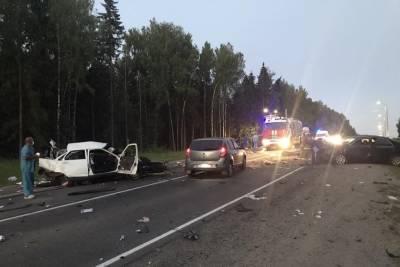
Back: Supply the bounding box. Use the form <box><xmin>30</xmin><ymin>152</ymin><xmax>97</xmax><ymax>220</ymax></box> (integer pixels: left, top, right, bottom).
<box><xmin>261</xmin><ymin>115</ymin><xmax>302</xmax><ymax>149</ymax></box>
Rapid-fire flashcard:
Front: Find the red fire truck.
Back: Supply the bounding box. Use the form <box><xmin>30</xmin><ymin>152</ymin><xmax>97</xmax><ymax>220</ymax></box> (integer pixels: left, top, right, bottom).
<box><xmin>261</xmin><ymin>115</ymin><xmax>302</xmax><ymax>150</ymax></box>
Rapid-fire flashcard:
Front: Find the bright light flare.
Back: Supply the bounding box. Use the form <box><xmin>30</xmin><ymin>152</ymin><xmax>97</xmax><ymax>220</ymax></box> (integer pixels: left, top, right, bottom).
<box><xmin>279</xmin><ymin>138</ymin><xmax>290</xmax><ymax>149</ymax></box>
<box><xmin>262</xmin><ymin>138</ymin><xmax>269</xmax><ymax>146</ymax></box>
<box><xmin>326</xmin><ymin>135</ymin><xmax>343</xmax><ymax>145</ymax></box>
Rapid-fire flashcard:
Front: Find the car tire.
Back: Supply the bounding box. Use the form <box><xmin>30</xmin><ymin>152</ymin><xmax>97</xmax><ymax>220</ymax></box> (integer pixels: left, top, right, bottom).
<box><xmin>241</xmin><ymin>157</ymin><xmax>246</xmax><ymax>170</ymax></box>
<box><xmin>335</xmin><ymin>154</ymin><xmax>346</xmax><ymax>165</ymax></box>
<box><xmin>224</xmin><ymin>162</ymin><xmax>233</xmax><ymax>177</ymax></box>
<box><xmin>391</xmin><ymin>156</ymin><xmax>400</xmax><ymax>167</ymax></box>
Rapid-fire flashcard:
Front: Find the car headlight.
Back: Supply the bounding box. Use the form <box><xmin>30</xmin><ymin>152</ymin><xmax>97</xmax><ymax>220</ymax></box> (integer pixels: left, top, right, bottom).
<box><xmin>279</xmin><ymin>138</ymin><xmax>290</xmax><ymax>149</ymax></box>
<box><xmin>262</xmin><ymin>139</ymin><xmax>269</xmax><ymax>146</ymax></box>
<box><xmin>327</xmin><ymin>135</ymin><xmax>343</xmax><ymax>145</ymax></box>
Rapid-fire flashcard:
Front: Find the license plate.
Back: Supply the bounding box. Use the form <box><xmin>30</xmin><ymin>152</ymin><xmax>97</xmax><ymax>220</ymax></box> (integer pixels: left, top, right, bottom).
<box><xmin>197</xmin><ymin>163</ymin><xmax>211</xmax><ymax>168</ymax></box>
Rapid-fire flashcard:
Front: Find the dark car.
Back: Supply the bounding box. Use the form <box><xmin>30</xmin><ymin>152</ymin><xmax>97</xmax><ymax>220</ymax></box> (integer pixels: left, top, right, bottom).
<box><xmin>334</xmin><ymin>135</ymin><xmax>400</xmax><ymax>166</ymax></box>
<box><xmin>185</xmin><ymin>138</ymin><xmax>247</xmax><ymax>177</ymax></box>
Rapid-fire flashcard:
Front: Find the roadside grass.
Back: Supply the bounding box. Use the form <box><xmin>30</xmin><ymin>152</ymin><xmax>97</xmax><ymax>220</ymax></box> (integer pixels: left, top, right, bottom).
<box><xmin>0</xmin><ymin>159</ymin><xmax>21</xmax><ymax>187</ymax></box>
<box><xmin>0</xmin><ymin>150</ymin><xmax>183</xmax><ymax>187</ymax></box>
<box><xmin>141</xmin><ymin>150</ymin><xmax>184</xmax><ymax>162</ymax></box>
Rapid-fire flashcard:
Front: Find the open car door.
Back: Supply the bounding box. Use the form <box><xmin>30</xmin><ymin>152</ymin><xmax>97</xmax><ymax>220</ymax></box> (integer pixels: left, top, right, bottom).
<box><xmin>118</xmin><ymin>143</ymin><xmax>138</xmax><ymax>176</ymax></box>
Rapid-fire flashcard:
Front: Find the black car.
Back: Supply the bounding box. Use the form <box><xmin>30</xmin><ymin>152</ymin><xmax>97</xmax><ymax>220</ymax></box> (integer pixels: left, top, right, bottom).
<box><xmin>334</xmin><ymin>135</ymin><xmax>400</xmax><ymax>166</ymax></box>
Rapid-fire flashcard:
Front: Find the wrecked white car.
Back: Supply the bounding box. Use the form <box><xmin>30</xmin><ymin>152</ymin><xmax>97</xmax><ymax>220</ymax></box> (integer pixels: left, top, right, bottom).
<box><xmin>38</xmin><ymin>141</ymin><xmax>138</xmax><ymax>183</ymax></box>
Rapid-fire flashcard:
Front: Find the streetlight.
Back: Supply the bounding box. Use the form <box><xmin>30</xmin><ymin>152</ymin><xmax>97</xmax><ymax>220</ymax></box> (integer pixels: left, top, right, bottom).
<box><xmin>273</xmin><ymin>109</ymin><xmax>278</xmax><ymax>114</ymax></box>
<box><xmin>263</xmin><ymin>108</ymin><xmax>269</xmax><ymax>114</ymax></box>
<box><xmin>376</xmin><ymin>100</ymin><xmax>389</xmax><ymax>137</ymax></box>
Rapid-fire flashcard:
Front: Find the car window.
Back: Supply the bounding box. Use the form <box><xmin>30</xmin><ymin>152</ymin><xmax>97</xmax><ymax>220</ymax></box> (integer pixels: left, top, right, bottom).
<box><xmin>65</xmin><ymin>150</ymin><xmax>85</xmax><ymax>160</ymax></box>
<box><xmin>232</xmin><ymin>140</ymin><xmax>240</xmax><ymax>149</ymax></box>
<box><xmin>353</xmin><ymin>138</ymin><xmax>370</xmax><ymax>145</ymax></box>
<box><xmin>191</xmin><ymin>140</ymin><xmax>222</xmax><ymax>151</ymax></box>
<box><xmin>373</xmin><ymin>137</ymin><xmax>393</xmax><ymax>147</ymax></box>
<box><xmin>226</xmin><ymin>139</ymin><xmax>234</xmax><ymax>150</ymax></box>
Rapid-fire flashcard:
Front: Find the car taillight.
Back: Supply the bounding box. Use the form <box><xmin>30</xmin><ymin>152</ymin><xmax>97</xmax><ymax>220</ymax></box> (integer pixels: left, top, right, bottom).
<box><xmin>219</xmin><ymin>146</ymin><xmax>227</xmax><ymax>157</ymax></box>
<box><xmin>186</xmin><ymin>148</ymin><xmax>191</xmax><ymax>157</ymax></box>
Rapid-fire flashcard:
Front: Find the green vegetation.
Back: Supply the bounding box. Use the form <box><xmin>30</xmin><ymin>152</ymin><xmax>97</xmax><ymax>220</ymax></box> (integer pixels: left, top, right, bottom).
<box><xmin>0</xmin><ymin>0</ymin><xmax>356</xmax><ymax>159</ymax></box>
<box><xmin>141</xmin><ymin>150</ymin><xmax>184</xmax><ymax>162</ymax></box>
<box><xmin>0</xmin><ymin>159</ymin><xmax>20</xmax><ymax>186</ymax></box>
<box><xmin>0</xmin><ymin>149</ymin><xmax>182</xmax><ymax>186</ymax></box>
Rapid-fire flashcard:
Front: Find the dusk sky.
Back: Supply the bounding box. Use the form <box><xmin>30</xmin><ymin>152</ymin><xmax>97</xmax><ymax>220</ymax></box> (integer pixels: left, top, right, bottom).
<box><xmin>95</xmin><ymin>0</ymin><xmax>400</xmax><ymax>136</ymax></box>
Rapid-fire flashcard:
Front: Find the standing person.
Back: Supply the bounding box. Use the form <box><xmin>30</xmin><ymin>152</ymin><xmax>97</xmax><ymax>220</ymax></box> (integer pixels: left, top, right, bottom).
<box><xmin>252</xmin><ymin>133</ymin><xmax>259</xmax><ymax>150</ymax></box>
<box><xmin>20</xmin><ymin>137</ymin><xmax>38</xmax><ymax>199</ymax></box>
<box><xmin>242</xmin><ymin>135</ymin><xmax>248</xmax><ymax>149</ymax></box>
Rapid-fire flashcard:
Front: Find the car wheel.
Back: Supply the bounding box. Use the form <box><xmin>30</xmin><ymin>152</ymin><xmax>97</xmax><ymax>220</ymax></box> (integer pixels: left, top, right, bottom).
<box><xmin>391</xmin><ymin>156</ymin><xmax>400</xmax><ymax>167</ymax></box>
<box><xmin>224</xmin><ymin>162</ymin><xmax>233</xmax><ymax>177</ymax></box>
<box><xmin>186</xmin><ymin>170</ymin><xmax>195</xmax><ymax>177</ymax></box>
<box><xmin>241</xmin><ymin>157</ymin><xmax>246</xmax><ymax>170</ymax></box>
<box><xmin>335</xmin><ymin>154</ymin><xmax>346</xmax><ymax>165</ymax></box>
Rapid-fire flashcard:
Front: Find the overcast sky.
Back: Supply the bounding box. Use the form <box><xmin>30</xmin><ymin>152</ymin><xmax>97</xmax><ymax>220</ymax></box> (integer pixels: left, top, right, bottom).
<box><xmin>95</xmin><ymin>0</ymin><xmax>400</xmax><ymax>136</ymax></box>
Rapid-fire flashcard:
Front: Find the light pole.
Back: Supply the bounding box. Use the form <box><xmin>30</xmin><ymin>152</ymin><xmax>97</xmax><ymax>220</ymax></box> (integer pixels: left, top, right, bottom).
<box><xmin>376</xmin><ymin>100</ymin><xmax>389</xmax><ymax>137</ymax></box>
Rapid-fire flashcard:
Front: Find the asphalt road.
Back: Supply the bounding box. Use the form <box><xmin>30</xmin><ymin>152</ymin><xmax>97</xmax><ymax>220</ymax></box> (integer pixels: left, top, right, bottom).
<box><xmin>1</xmin><ymin>150</ymin><xmax>399</xmax><ymax>267</ymax></box>
<box><xmin>0</xmin><ymin>150</ymin><xmax>293</xmax><ymax>266</ymax></box>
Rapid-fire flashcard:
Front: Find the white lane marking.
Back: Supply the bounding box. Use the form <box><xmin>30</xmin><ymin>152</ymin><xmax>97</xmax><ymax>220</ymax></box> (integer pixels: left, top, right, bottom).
<box><xmin>97</xmin><ymin>166</ymin><xmax>305</xmax><ymax>267</ymax></box>
<box><xmin>0</xmin><ymin>175</ymin><xmax>187</xmax><ymax>224</ymax></box>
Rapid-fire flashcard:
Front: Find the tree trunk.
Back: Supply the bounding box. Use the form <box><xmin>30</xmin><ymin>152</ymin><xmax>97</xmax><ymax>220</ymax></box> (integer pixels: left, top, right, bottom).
<box><xmin>91</xmin><ymin>96</ymin><xmax>95</xmax><ymax>140</ymax></box>
<box><xmin>109</xmin><ymin>56</ymin><xmax>114</xmax><ymax>146</ymax></box>
<box><xmin>71</xmin><ymin>84</ymin><xmax>78</xmax><ymax>142</ymax></box>
<box><xmin>203</xmin><ymin>83</ymin><xmax>206</xmax><ymax>137</ymax></box>
<box><xmin>181</xmin><ymin>99</ymin><xmax>186</xmax><ymax>149</ymax></box>
<box><xmin>210</xmin><ymin>84</ymin><xmax>218</xmax><ymax>137</ymax></box>
<box><xmin>137</xmin><ymin>71</ymin><xmax>143</xmax><ymax>150</ymax></box>
<box><xmin>56</xmin><ymin>22</ymin><xmax>61</xmax><ymax>144</ymax></box>
<box><xmin>18</xmin><ymin>58</ymin><xmax>22</xmax><ymax>153</ymax></box>
<box><xmin>167</xmin><ymin>93</ymin><xmax>176</xmax><ymax>151</ymax></box>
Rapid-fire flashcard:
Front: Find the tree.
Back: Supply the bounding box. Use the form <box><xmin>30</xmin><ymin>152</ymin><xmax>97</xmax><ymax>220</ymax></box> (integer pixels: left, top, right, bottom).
<box><xmin>198</xmin><ymin>42</ymin><xmax>215</xmax><ymax>137</ymax></box>
<box><xmin>97</xmin><ymin>0</ymin><xmax>124</xmax><ymax>146</ymax></box>
<box><xmin>396</xmin><ymin>118</ymin><xmax>400</xmax><ymax>137</ymax></box>
<box><xmin>211</xmin><ymin>43</ymin><xmax>244</xmax><ymax>137</ymax></box>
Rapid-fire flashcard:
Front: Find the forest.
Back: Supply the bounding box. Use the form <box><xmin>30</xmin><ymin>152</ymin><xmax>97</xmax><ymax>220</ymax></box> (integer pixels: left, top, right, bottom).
<box><xmin>0</xmin><ymin>0</ymin><xmax>356</xmax><ymax>157</ymax></box>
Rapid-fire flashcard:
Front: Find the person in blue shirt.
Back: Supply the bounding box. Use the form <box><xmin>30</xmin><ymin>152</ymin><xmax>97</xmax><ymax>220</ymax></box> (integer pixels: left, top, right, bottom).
<box><xmin>20</xmin><ymin>137</ymin><xmax>38</xmax><ymax>199</ymax></box>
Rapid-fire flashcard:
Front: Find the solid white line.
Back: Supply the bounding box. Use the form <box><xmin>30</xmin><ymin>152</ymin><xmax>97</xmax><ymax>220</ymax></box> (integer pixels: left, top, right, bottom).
<box><xmin>0</xmin><ymin>175</ymin><xmax>187</xmax><ymax>224</ymax></box>
<box><xmin>97</xmin><ymin>166</ymin><xmax>305</xmax><ymax>267</ymax></box>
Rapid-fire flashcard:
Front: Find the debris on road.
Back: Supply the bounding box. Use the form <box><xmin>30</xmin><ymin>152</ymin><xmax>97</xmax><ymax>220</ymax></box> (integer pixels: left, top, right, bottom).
<box><xmin>315</xmin><ymin>210</ymin><xmax>323</xmax><ymax>219</ymax></box>
<box><xmin>136</xmin><ymin>224</ymin><xmax>150</xmax><ymax>234</ymax></box>
<box><xmin>235</xmin><ymin>203</ymin><xmax>253</xmax><ymax>212</ymax></box>
<box><xmin>295</xmin><ymin>209</ymin><xmax>304</xmax><ymax>215</ymax></box>
<box><xmin>119</xmin><ymin>235</ymin><xmax>125</xmax><ymax>241</ymax></box>
<box><xmin>68</xmin><ymin>188</ymin><xmax>116</xmax><ymax>196</ymax></box>
<box><xmin>80</xmin><ymin>208</ymin><xmax>94</xmax><ymax>214</ymax></box>
<box><xmin>387</xmin><ymin>195</ymin><xmax>398</xmax><ymax>201</ymax></box>
<box><xmin>0</xmin><ymin>235</ymin><xmax>5</xmax><ymax>242</ymax></box>
<box><xmin>373</xmin><ymin>181</ymin><xmax>388</xmax><ymax>185</ymax></box>
<box><xmin>137</xmin><ymin>216</ymin><xmax>150</xmax><ymax>223</ymax></box>
<box><xmin>370</xmin><ymin>200</ymin><xmax>389</xmax><ymax>205</ymax></box>
<box><xmin>0</xmin><ymin>205</ymin><xmax>4</xmax><ymax>209</ymax></box>
<box><xmin>7</xmin><ymin>176</ymin><xmax>17</xmax><ymax>182</ymax></box>
<box><xmin>325</xmin><ymin>184</ymin><xmax>331</xmax><ymax>187</ymax></box>
<box><xmin>263</xmin><ymin>160</ymin><xmax>273</xmax><ymax>165</ymax></box>
<box><xmin>359</xmin><ymin>181</ymin><xmax>364</xmax><ymax>184</ymax></box>
<box><xmin>247</xmin><ymin>194</ymin><xmax>267</xmax><ymax>200</ymax></box>
<box><xmin>385</xmin><ymin>248</ymin><xmax>400</xmax><ymax>258</ymax></box>
<box><xmin>184</xmin><ymin>230</ymin><xmax>199</xmax><ymax>241</ymax></box>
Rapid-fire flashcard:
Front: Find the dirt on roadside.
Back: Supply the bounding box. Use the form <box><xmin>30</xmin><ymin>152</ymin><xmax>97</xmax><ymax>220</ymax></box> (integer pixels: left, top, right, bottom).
<box><xmin>130</xmin><ymin>164</ymin><xmax>400</xmax><ymax>267</ymax></box>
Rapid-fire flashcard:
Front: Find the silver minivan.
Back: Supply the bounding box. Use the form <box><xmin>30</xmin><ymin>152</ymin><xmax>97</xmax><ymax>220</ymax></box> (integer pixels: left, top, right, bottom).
<box><xmin>185</xmin><ymin>138</ymin><xmax>247</xmax><ymax>177</ymax></box>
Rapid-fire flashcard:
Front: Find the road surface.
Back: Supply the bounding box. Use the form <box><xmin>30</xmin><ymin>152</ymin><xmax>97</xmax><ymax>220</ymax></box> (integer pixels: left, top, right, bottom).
<box><xmin>0</xmin><ymin>150</ymin><xmax>399</xmax><ymax>267</ymax></box>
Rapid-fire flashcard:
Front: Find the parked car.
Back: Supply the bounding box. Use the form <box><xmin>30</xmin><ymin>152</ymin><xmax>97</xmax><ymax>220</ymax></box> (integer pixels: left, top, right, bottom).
<box><xmin>39</xmin><ymin>141</ymin><xmax>139</xmax><ymax>183</ymax></box>
<box><xmin>185</xmin><ymin>138</ymin><xmax>246</xmax><ymax>177</ymax></box>
<box><xmin>334</xmin><ymin>135</ymin><xmax>400</xmax><ymax>166</ymax></box>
